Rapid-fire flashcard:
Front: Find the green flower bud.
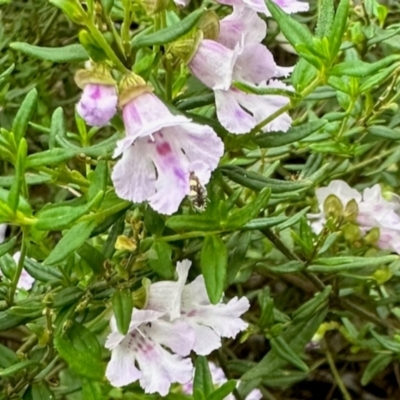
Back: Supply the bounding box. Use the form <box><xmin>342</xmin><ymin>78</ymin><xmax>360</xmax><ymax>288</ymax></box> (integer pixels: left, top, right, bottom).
<box><xmin>169</xmin><ymin>30</ymin><xmax>203</xmax><ymax>64</ymax></box>
<box><xmin>323</xmin><ymin>194</ymin><xmax>343</xmax><ymax>219</ymax></box>
<box><xmin>344</xmin><ymin>199</ymin><xmax>359</xmax><ymax>222</ymax></box>
<box><xmin>49</xmin><ymin>0</ymin><xmax>88</xmax><ymax>25</ymax></box>
<box><xmin>342</xmin><ymin>222</ymin><xmax>362</xmax><ymax>242</ymax></box>
<box><xmin>364</xmin><ymin>227</ymin><xmax>380</xmax><ymax>245</ymax></box>
<box><xmin>198</xmin><ymin>11</ymin><xmax>220</xmax><ymax>40</ymax></box>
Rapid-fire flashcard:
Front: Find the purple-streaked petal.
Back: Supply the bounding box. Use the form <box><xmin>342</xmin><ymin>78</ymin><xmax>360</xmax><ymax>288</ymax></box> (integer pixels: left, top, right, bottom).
<box><xmin>150</xmin><ymin>319</ymin><xmax>195</xmax><ymax>356</ymax></box>
<box><xmin>148</xmin><ymin>133</ymin><xmax>191</xmax><ymax>215</ymax></box>
<box><xmin>106</xmin><ymin>344</ymin><xmax>142</xmax><ymax>387</ymax></box>
<box><xmin>215</xmin><ymin>89</ymin><xmax>256</xmax><ymax>134</ymax></box>
<box><xmin>377</xmin><ymin>228</ymin><xmax>400</xmax><ymax>254</ymax></box>
<box><xmin>136</xmin><ymin>341</ymin><xmax>193</xmax><ymax>396</ymax></box>
<box><xmin>234</xmin><ymin>43</ymin><xmax>276</xmax><ymax>84</ymax></box>
<box><xmin>111</xmin><ymin>141</ymin><xmax>157</xmax><ymax>204</ymax></box>
<box><xmin>218</xmin><ymin>7</ymin><xmax>266</xmax><ymax>49</ymax></box>
<box><xmin>122</xmin><ymin>92</ymin><xmax>189</xmax><ymax>141</ymax></box>
<box><xmin>167</xmin><ymin>124</ymin><xmax>224</xmax><ymax>185</ymax></box>
<box><xmin>77</xmin><ymin>84</ymin><xmax>117</xmax><ymax>127</ymax></box>
<box><xmin>147</xmin><ymin>259</ymin><xmax>191</xmax><ymax>319</ymax></box>
<box><xmin>189</xmin><ymin>40</ymin><xmax>238</xmax><ymax>90</ymax></box>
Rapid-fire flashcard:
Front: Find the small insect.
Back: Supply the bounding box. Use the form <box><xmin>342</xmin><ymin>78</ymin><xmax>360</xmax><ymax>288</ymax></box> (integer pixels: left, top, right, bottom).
<box><xmin>189</xmin><ymin>172</ymin><xmax>207</xmax><ymax>212</ymax></box>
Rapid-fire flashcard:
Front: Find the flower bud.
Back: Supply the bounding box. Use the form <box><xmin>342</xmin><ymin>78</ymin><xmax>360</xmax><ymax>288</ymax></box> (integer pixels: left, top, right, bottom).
<box><xmin>75</xmin><ymin>67</ymin><xmax>118</xmax><ymax>127</ymax></box>
<box><xmin>115</xmin><ymin>235</ymin><xmax>137</xmax><ymax>252</ymax></box>
<box><xmin>118</xmin><ymin>73</ymin><xmax>152</xmax><ymax>108</ymax></box>
<box><xmin>344</xmin><ymin>199</ymin><xmax>359</xmax><ymax>222</ymax></box>
<box><xmin>198</xmin><ymin>11</ymin><xmax>220</xmax><ymax>40</ymax></box>
<box><xmin>323</xmin><ymin>194</ymin><xmax>343</xmax><ymax>219</ymax></box>
<box><xmin>342</xmin><ymin>222</ymin><xmax>362</xmax><ymax>242</ymax></box>
<box><xmin>169</xmin><ymin>30</ymin><xmax>203</xmax><ymax>64</ymax></box>
<box><xmin>364</xmin><ymin>227</ymin><xmax>380</xmax><ymax>245</ymax></box>
<box><xmin>141</xmin><ymin>0</ymin><xmax>168</xmax><ymax>14</ymax></box>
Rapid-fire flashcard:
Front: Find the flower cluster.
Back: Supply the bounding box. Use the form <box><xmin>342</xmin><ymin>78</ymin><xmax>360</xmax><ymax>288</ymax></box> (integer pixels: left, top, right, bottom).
<box><xmin>187</xmin><ymin>6</ymin><xmax>294</xmax><ymax>134</ymax></box>
<box><xmin>182</xmin><ymin>361</ymin><xmax>262</xmax><ymax>400</ymax></box>
<box><xmin>105</xmin><ymin>260</ymin><xmax>250</xmax><ymax>395</ymax></box>
<box><xmin>308</xmin><ymin>180</ymin><xmax>400</xmax><ymax>254</ymax></box>
<box><xmin>76</xmin><ymin>70</ymin><xmax>224</xmax><ymax>215</ymax></box>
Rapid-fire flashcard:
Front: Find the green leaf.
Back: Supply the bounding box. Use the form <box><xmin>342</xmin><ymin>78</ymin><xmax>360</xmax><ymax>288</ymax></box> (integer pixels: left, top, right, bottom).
<box><xmin>253</xmin><ymin>120</ymin><xmax>327</xmax><ymax>148</ymax></box>
<box><xmin>0</xmin><ymin>64</ymin><xmax>15</xmax><ymax>82</ymax></box>
<box><xmin>53</xmin><ymin>287</ymin><xmax>84</xmax><ymax>308</ymax></box>
<box><xmin>361</xmin><ymin>353</ymin><xmax>392</xmax><ymax>386</ymax></box>
<box><xmin>242</xmin><ymin>216</ymin><xmax>287</xmax><ymax>231</ymax></box>
<box><xmin>49</xmin><ymin>107</ymin><xmax>65</xmax><ymax>149</ymax></box>
<box><xmin>166</xmin><ymin>214</ymin><xmax>221</xmax><ymax>232</ymax></box>
<box><xmin>148</xmin><ymin>241</ymin><xmax>175</xmax><ymax>279</ymax></box>
<box><xmin>8</xmin><ymin>138</ymin><xmax>27</xmax><ymax>213</ymax></box>
<box><xmin>193</xmin><ymin>356</ymin><xmax>214</xmax><ymax>400</ymax></box>
<box><xmin>23</xmin><ymin>382</ymin><xmax>56</xmax><ymax>400</ymax></box>
<box><xmin>221</xmin><ymin>166</ymin><xmax>310</xmax><ymax>193</ymax></box>
<box><xmin>270</xmin><ymin>336</ymin><xmax>309</xmax><ymax>372</ymax></box>
<box><xmin>11</xmin><ymin>88</ymin><xmax>38</xmax><ymax>143</ymax></box>
<box><xmin>329</xmin><ymin>55</ymin><xmax>400</xmax><ymax>77</ymax></box>
<box><xmin>112</xmin><ymin>289</ymin><xmax>133</xmax><ymax>335</ymax></box>
<box><xmin>10</xmin><ymin>42</ymin><xmax>89</xmax><ymax>62</ymax></box>
<box><xmin>227</xmin><ymin>231</ymin><xmax>252</xmax><ymax>284</ymax></box>
<box><xmin>0</xmin><ymin>237</ymin><xmax>16</xmax><ymax>258</ymax></box>
<box><xmin>36</xmin><ymin>193</ymin><xmax>102</xmax><ymax>231</ymax></box>
<box><xmin>81</xmin><ymin>379</ymin><xmax>104</xmax><ymax>400</ymax></box>
<box><xmin>207</xmin><ymin>380</ymin><xmax>237</xmax><ymax>400</ymax></box>
<box><xmin>291</xmin><ymin>285</ymin><xmax>332</xmax><ymax>322</ymax></box>
<box><xmin>0</xmin><ymin>359</ymin><xmax>37</xmax><ymax>377</ymax></box>
<box><xmin>23</xmin><ymin>257</ymin><xmax>63</xmax><ymax>282</ymax></box>
<box><xmin>131</xmin><ymin>9</ymin><xmax>203</xmax><ymax>48</ymax></box>
<box><xmin>368</xmin><ymin>126</ymin><xmax>400</xmax><ymax>140</ymax></box>
<box><xmin>44</xmin><ymin>220</ymin><xmax>97</xmax><ymax>265</ymax></box>
<box><xmin>200</xmin><ymin>234</ymin><xmax>227</xmax><ymax>304</ymax></box>
<box><xmin>54</xmin><ymin>323</ymin><xmax>103</xmax><ymax>380</ymax></box>
<box><xmin>102</xmin><ymin>217</ymin><xmax>125</xmax><ymax>260</ymax></box>
<box><xmin>232</xmin><ymin>81</ymin><xmax>300</xmax><ymax>99</ymax></box>
<box><xmin>328</xmin><ymin>0</ymin><xmax>349</xmax><ymax>59</ymax></box>
<box><xmin>226</xmin><ymin>188</ymin><xmax>270</xmax><ymax>230</ymax></box>
<box><xmin>308</xmin><ymin>255</ymin><xmax>399</xmax><ymax>273</ymax></box>
<box><xmin>26</xmin><ymin>148</ymin><xmax>77</xmax><ymax>168</ymax></box>
<box><xmin>144</xmin><ymin>206</ymin><xmax>165</xmax><ymax>236</ymax></box>
<box><xmin>292</xmin><ymin>59</ymin><xmax>318</xmax><ymax>93</ymax></box>
<box><xmin>315</xmin><ymin>0</ymin><xmax>334</xmax><ymax>38</ymax></box>
<box><xmin>240</xmin><ymin>308</ymin><xmax>327</xmax><ymax>383</ymax></box>
<box><xmin>77</xmin><ymin>242</ymin><xmax>106</xmax><ymax>274</ymax></box>
<box><xmin>265</xmin><ymin>0</ymin><xmax>314</xmax><ymax>50</ymax></box>
<box><xmin>0</xmin><ymin>343</ymin><xmax>19</xmax><ymax>368</ymax></box>
<box><xmin>87</xmin><ymin>160</ymin><xmax>108</xmax><ymax>202</ymax></box>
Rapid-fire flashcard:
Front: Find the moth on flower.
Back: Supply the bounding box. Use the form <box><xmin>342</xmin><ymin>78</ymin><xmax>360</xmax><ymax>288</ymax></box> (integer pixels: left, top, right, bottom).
<box><xmin>189</xmin><ymin>172</ymin><xmax>208</xmax><ymax>212</ymax></box>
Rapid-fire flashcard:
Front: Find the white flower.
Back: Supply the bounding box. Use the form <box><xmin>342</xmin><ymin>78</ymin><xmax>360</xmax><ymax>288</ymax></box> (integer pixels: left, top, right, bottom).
<box><xmin>12</xmin><ymin>251</ymin><xmax>35</xmax><ymax>291</ymax></box>
<box><xmin>147</xmin><ymin>260</ymin><xmax>250</xmax><ymax>355</ymax></box>
<box><xmin>105</xmin><ymin>309</ymin><xmax>195</xmax><ymax>395</ymax></box>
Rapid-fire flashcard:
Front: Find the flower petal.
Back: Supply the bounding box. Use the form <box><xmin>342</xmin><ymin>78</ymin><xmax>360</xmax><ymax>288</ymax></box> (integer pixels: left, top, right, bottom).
<box><xmin>167</xmin><ymin>124</ymin><xmax>224</xmax><ymax>184</ymax></box>
<box><xmin>111</xmin><ymin>141</ymin><xmax>157</xmax><ymax>204</ymax></box>
<box><xmin>234</xmin><ymin>43</ymin><xmax>276</xmax><ymax>84</ymax></box>
<box><xmin>189</xmin><ymin>40</ymin><xmax>238</xmax><ymax>90</ymax></box>
<box><xmin>316</xmin><ymin>180</ymin><xmax>361</xmax><ymax>211</ymax></box>
<box><xmin>136</xmin><ymin>341</ymin><xmax>193</xmax><ymax>396</ymax></box>
<box><xmin>148</xmin><ymin>133</ymin><xmax>191</xmax><ymax>215</ymax></box>
<box><xmin>77</xmin><ymin>84</ymin><xmax>117</xmax><ymax>127</ymax></box>
<box><xmin>0</xmin><ymin>224</ymin><xmax>6</xmax><ymax>244</ymax></box>
<box><xmin>273</xmin><ymin>0</ymin><xmax>310</xmax><ymax>14</ymax></box>
<box><xmin>122</xmin><ymin>92</ymin><xmax>189</xmax><ymax>140</ymax></box>
<box><xmin>147</xmin><ymin>259</ymin><xmax>191</xmax><ymax>319</ymax></box>
<box><xmin>150</xmin><ymin>319</ymin><xmax>195</xmax><ymax>356</ymax></box>
<box><xmin>106</xmin><ymin>344</ymin><xmax>142</xmax><ymax>387</ymax></box>
<box><xmin>190</xmin><ymin>322</ymin><xmax>222</xmax><ymax>355</ymax></box>
<box><xmin>215</xmin><ymin>89</ymin><xmax>256</xmax><ymax>134</ymax></box>
<box><xmin>218</xmin><ymin>7</ymin><xmax>266</xmax><ymax>49</ymax></box>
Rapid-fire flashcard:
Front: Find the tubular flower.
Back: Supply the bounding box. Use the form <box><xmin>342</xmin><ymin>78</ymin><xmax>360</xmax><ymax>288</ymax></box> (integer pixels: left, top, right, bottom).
<box><xmin>111</xmin><ymin>89</ymin><xmax>224</xmax><ymax>215</ymax></box>
<box><xmin>105</xmin><ymin>309</ymin><xmax>195</xmax><ymax>394</ymax></box>
<box><xmin>0</xmin><ymin>249</ymin><xmax>35</xmax><ymax>291</ymax></box>
<box><xmin>188</xmin><ymin>37</ymin><xmax>292</xmax><ymax>134</ymax></box>
<box><xmin>307</xmin><ymin>180</ymin><xmax>400</xmax><ymax>254</ymax></box>
<box><xmin>147</xmin><ymin>260</ymin><xmax>250</xmax><ymax>355</ymax></box>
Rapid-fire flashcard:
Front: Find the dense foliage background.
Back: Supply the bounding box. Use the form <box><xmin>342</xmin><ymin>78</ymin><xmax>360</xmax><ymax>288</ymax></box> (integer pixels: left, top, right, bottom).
<box><xmin>2</xmin><ymin>0</ymin><xmax>400</xmax><ymax>399</ymax></box>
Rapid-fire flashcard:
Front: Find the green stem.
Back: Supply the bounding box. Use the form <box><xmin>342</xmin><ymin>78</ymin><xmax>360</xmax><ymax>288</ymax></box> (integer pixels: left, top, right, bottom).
<box><xmin>87</xmin><ymin>22</ymin><xmax>129</xmax><ymax>73</ymax></box>
<box><xmin>8</xmin><ymin>230</ymin><xmax>28</xmax><ymax>305</ymax></box>
<box><xmin>157</xmin><ymin>230</ymin><xmax>223</xmax><ymax>242</ymax></box>
<box><xmin>325</xmin><ymin>346</ymin><xmax>352</xmax><ymax>400</ymax></box>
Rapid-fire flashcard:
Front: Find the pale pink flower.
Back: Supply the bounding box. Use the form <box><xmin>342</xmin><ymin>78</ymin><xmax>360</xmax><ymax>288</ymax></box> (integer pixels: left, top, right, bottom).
<box><xmin>147</xmin><ymin>260</ymin><xmax>250</xmax><ymax>355</ymax></box>
<box><xmin>0</xmin><ymin>250</ymin><xmax>35</xmax><ymax>291</ymax></box>
<box><xmin>77</xmin><ymin>83</ymin><xmax>118</xmax><ymax>127</ymax></box>
<box><xmin>111</xmin><ymin>92</ymin><xmax>223</xmax><ymax>215</ymax></box>
<box><xmin>105</xmin><ymin>309</ymin><xmax>195</xmax><ymax>394</ymax></box>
